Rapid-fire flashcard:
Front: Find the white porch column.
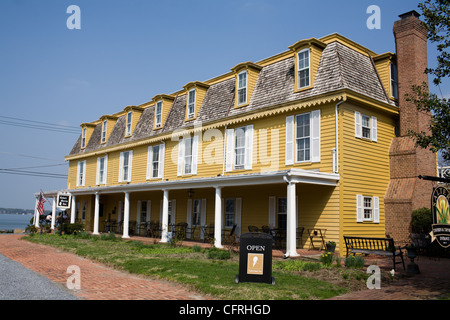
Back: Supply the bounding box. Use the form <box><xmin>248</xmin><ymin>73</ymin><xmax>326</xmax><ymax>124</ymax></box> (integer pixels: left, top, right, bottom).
<box><xmin>70</xmin><ymin>195</ymin><xmax>76</xmax><ymax>224</ymax></box>
<box><xmin>123</xmin><ymin>192</ymin><xmax>130</xmax><ymax>239</ymax></box>
<box><xmin>160</xmin><ymin>189</ymin><xmax>169</xmax><ymax>243</ymax></box>
<box><xmin>34</xmin><ymin>197</ymin><xmax>39</xmax><ymax>228</ymax></box>
<box><xmin>51</xmin><ymin>198</ymin><xmax>57</xmax><ymax>230</ymax></box>
<box><xmin>214</xmin><ymin>186</ymin><xmax>223</xmax><ymax>248</ymax></box>
<box><xmin>286</xmin><ymin>181</ymin><xmax>299</xmax><ymax>257</ymax></box>
<box><xmin>93</xmin><ymin>193</ymin><xmax>100</xmax><ymax>235</ymax></box>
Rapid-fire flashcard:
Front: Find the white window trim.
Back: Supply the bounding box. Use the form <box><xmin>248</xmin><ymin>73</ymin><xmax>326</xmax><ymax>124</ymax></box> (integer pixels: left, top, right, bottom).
<box><xmin>187</xmin><ymin>89</ymin><xmax>196</xmax><ymax>119</ymax></box>
<box><xmin>96</xmin><ymin>155</ymin><xmax>108</xmax><ymax>185</ymax></box>
<box><xmin>147</xmin><ymin>143</ymin><xmax>165</xmax><ymax>179</ymax></box>
<box><xmin>356</xmin><ymin>194</ymin><xmax>379</xmax><ymax>223</ymax></box>
<box><xmin>155</xmin><ymin>101</ymin><xmax>163</xmax><ymax>128</ymax></box>
<box><xmin>354</xmin><ymin>111</ymin><xmax>377</xmax><ymax>142</ymax></box>
<box><xmin>287</xmin><ymin>110</ymin><xmax>320</xmax><ymax>164</ymax></box>
<box><xmin>81</xmin><ymin>127</ymin><xmax>86</xmax><ymax>148</ymax></box>
<box><xmin>390</xmin><ymin>63</ymin><xmax>398</xmax><ymax>100</ymax></box>
<box><xmin>177</xmin><ymin>136</ymin><xmax>199</xmax><ymax>176</ymax></box>
<box><xmin>237</xmin><ymin>70</ymin><xmax>248</xmax><ymax>106</ymax></box>
<box><xmin>297</xmin><ymin>48</ymin><xmax>311</xmax><ymax>89</ymax></box>
<box><xmin>225</xmin><ymin>125</ymin><xmax>253</xmax><ymax>171</ymax></box>
<box><xmin>119</xmin><ymin>150</ymin><xmax>133</xmax><ymax>182</ymax></box>
<box><xmin>77</xmin><ymin>160</ymin><xmax>86</xmax><ymax>187</ymax></box>
<box><xmin>101</xmin><ymin>120</ymin><xmax>107</xmax><ymax>143</ymax></box>
<box><xmin>126</xmin><ymin>111</ymin><xmax>132</xmax><ymax>136</ymax></box>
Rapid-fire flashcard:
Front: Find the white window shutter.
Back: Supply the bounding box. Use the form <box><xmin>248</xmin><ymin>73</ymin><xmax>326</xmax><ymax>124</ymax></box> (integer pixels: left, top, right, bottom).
<box><xmin>285</xmin><ymin>116</ymin><xmax>294</xmax><ymax>166</ymax></box>
<box><xmin>355</xmin><ymin>111</ymin><xmax>362</xmax><ymax>138</ymax></box>
<box><xmin>172</xmin><ymin>199</ymin><xmax>177</xmax><ymax>224</ymax></box>
<box><xmin>372</xmin><ymin>116</ymin><xmax>378</xmax><ymax>142</ymax></box>
<box><xmin>192</xmin><ymin>135</ymin><xmax>199</xmax><ymax>175</ymax></box>
<box><xmin>76</xmin><ymin>162</ymin><xmax>81</xmax><ymax>187</ymax></box>
<box><xmin>356</xmin><ymin>194</ymin><xmax>363</xmax><ymax>223</ymax></box>
<box><xmin>177</xmin><ymin>139</ymin><xmax>184</xmax><ymax>176</ymax></box>
<box><xmin>374</xmin><ymin>196</ymin><xmax>380</xmax><ymax>223</ymax></box>
<box><xmin>225</xmin><ymin>129</ymin><xmax>234</xmax><ymax>172</ymax></box>
<box><xmin>244</xmin><ymin>125</ymin><xmax>253</xmax><ymax>170</ymax></box>
<box><xmin>128</xmin><ymin>151</ymin><xmax>133</xmax><ymax>182</ymax></box>
<box><xmin>82</xmin><ymin>161</ymin><xmax>86</xmax><ymax>186</ymax></box>
<box><xmin>268</xmin><ymin>196</ymin><xmax>276</xmax><ymax>228</ymax></box>
<box><xmin>158</xmin><ymin>143</ymin><xmax>165</xmax><ymax>179</ymax></box>
<box><xmin>200</xmin><ymin>199</ymin><xmax>207</xmax><ymax>239</ymax></box>
<box><xmin>146</xmin><ymin>146</ymin><xmax>153</xmax><ymax>180</ymax></box>
<box><xmin>119</xmin><ymin>152</ymin><xmax>124</xmax><ymax>182</ymax></box>
<box><xmin>104</xmin><ymin>155</ymin><xmax>108</xmax><ymax>185</ymax></box>
<box><xmin>235</xmin><ymin>198</ymin><xmax>242</xmax><ymax>236</ymax></box>
<box><xmin>311</xmin><ymin>110</ymin><xmax>321</xmax><ymax>163</ymax></box>
<box><xmin>146</xmin><ymin>200</ymin><xmax>151</xmax><ymax>222</ymax></box>
<box><xmin>186</xmin><ymin>199</ymin><xmax>192</xmax><ymax>237</ymax></box>
<box><xmin>96</xmin><ymin>158</ymin><xmax>100</xmax><ymax>185</ymax></box>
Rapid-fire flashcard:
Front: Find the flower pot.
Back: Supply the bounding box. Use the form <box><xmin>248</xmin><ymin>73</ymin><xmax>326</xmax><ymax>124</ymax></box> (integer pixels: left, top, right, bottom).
<box><xmin>326</xmin><ymin>243</ymin><xmax>336</xmax><ymax>253</ymax></box>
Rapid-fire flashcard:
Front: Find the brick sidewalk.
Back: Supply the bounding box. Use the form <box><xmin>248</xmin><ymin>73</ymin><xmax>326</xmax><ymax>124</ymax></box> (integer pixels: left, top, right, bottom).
<box><xmin>0</xmin><ymin>235</ymin><xmax>207</xmax><ymax>300</ymax></box>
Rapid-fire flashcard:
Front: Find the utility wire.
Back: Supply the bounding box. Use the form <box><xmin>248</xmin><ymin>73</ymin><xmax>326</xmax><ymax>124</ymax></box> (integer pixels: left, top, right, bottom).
<box><xmin>0</xmin><ymin>120</ymin><xmax>80</xmax><ymax>134</ymax></box>
<box><xmin>0</xmin><ymin>151</ymin><xmax>63</xmax><ymax>162</ymax></box>
<box><xmin>0</xmin><ymin>115</ymin><xmax>80</xmax><ymax>129</ymax></box>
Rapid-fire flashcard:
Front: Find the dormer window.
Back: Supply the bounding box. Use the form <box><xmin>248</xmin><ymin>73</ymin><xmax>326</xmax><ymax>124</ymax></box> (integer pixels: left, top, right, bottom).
<box><xmin>81</xmin><ymin>127</ymin><xmax>87</xmax><ymax>148</ymax></box>
<box><xmin>126</xmin><ymin>111</ymin><xmax>132</xmax><ymax>136</ymax></box>
<box><xmin>187</xmin><ymin>89</ymin><xmax>196</xmax><ymax>119</ymax></box>
<box><xmin>155</xmin><ymin>101</ymin><xmax>163</xmax><ymax>127</ymax></box>
<box><xmin>101</xmin><ymin>120</ymin><xmax>107</xmax><ymax>143</ymax></box>
<box><xmin>297</xmin><ymin>49</ymin><xmax>310</xmax><ymax>89</ymax></box>
<box><xmin>390</xmin><ymin>63</ymin><xmax>398</xmax><ymax>99</ymax></box>
<box><xmin>237</xmin><ymin>70</ymin><xmax>247</xmax><ymax>106</ymax></box>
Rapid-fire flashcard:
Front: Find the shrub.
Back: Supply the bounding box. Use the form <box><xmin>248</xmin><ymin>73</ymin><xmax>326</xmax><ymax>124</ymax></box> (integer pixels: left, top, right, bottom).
<box><xmin>320</xmin><ymin>252</ymin><xmax>334</xmax><ymax>266</ymax></box>
<box><xmin>192</xmin><ymin>245</ymin><xmax>202</xmax><ymax>253</ymax></box>
<box><xmin>411</xmin><ymin>207</ymin><xmax>433</xmax><ymax>234</ymax></box>
<box><xmin>207</xmin><ymin>247</ymin><xmax>231</xmax><ymax>260</ymax></box>
<box><xmin>63</xmin><ymin>223</ymin><xmax>85</xmax><ymax>235</ymax></box>
<box><xmin>344</xmin><ymin>255</ymin><xmax>365</xmax><ymax>269</ymax></box>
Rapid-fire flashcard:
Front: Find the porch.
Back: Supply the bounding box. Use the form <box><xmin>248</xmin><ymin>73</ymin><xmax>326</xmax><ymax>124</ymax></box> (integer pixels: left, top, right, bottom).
<box><xmin>39</xmin><ymin>169</ymin><xmax>340</xmax><ymax>257</ymax></box>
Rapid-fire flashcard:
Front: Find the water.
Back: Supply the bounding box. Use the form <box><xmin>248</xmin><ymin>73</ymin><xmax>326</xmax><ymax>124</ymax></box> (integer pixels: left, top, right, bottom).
<box><xmin>0</xmin><ymin>214</ymin><xmax>34</xmax><ymax>230</ymax></box>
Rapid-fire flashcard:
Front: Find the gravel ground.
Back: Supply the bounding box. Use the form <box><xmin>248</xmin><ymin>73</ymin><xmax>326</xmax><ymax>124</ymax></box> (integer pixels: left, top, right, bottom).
<box><xmin>0</xmin><ymin>253</ymin><xmax>77</xmax><ymax>300</ymax></box>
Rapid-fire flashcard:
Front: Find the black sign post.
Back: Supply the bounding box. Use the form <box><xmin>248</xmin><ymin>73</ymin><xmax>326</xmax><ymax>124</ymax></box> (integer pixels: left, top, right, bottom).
<box><xmin>235</xmin><ymin>232</ymin><xmax>275</xmax><ymax>285</ymax></box>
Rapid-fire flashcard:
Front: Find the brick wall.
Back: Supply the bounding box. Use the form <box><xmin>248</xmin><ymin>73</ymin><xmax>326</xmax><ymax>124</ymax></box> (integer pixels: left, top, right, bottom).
<box><xmin>385</xmin><ymin>11</ymin><xmax>437</xmax><ymax>244</ymax></box>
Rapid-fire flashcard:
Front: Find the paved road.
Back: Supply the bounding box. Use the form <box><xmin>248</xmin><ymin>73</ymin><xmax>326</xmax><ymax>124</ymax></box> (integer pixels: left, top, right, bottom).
<box><xmin>0</xmin><ymin>253</ymin><xmax>77</xmax><ymax>300</ymax></box>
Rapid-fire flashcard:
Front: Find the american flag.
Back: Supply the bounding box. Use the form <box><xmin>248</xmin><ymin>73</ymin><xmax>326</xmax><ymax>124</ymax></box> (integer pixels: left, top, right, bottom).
<box><xmin>37</xmin><ymin>192</ymin><xmax>46</xmax><ymax>215</ymax></box>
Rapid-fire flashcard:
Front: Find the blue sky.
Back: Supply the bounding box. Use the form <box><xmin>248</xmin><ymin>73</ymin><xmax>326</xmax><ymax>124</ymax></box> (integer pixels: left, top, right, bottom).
<box><xmin>0</xmin><ymin>0</ymin><xmax>448</xmax><ymax>210</ymax></box>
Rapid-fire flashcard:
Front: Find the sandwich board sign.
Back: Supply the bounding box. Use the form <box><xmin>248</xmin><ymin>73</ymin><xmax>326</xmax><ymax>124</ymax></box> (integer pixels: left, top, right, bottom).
<box><xmin>430</xmin><ymin>186</ymin><xmax>450</xmax><ymax>248</ymax></box>
<box><xmin>57</xmin><ymin>193</ymin><xmax>72</xmax><ymax>210</ymax></box>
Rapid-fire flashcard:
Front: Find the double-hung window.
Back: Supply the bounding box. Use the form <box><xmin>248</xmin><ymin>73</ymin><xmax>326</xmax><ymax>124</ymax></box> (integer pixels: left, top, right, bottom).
<box><xmin>96</xmin><ymin>155</ymin><xmax>108</xmax><ymax>185</ymax></box>
<box><xmin>237</xmin><ymin>70</ymin><xmax>247</xmax><ymax>106</ymax></box>
<box><xmin>297</xmin><ymin>49</ymin><xmax>310</xmax><ymax>89</ymax></box>
<box><xmin>225</xmin><ymin>125</ymin><xmax>254</xmax><ymax>171</ymax></box>
<box><xmin>390</xmin><ymin>63</ymin><xmax>398</xmax><ymax>99</ymax></box>
<box><xmin>147</xmin><ymin>143</ymin><xmax>165</xmax><ymax>179</ymax></box>
<box><xmin>101</xmin><ymin>120</ymin><xmax>107</xmax><ymax>143</ymax></box>
<box><xmin>155</xmin><ymin>101</ymin><xmax>163</xmax><ymax>127</ymax></box>
<box><xmin>234</xmin><ymin>127</ymin><xmax>246</xmax><ymax>169</ymax></box>
<box><xmin>225</xmin><ymin>199</ymin><xmax>235</xmax><ymax>228</ymax></box>
<box><xmin>81</xmin><ymin>127</ymin><xmax>87</xmax><ymax>148</ymax></box>
<box><xmin>356</xmin><ymin>194</ymin><xmax>379</xmax><ymax>223</ymax></box>
<box><xmin>277</xmin><ymin>198</ymin><xmax>287</xmax><ymax>230</ymax></box>
<box><xmin>119</xmin><ymin>150</ymin><xmax>133</xmax><ymax>182</ymax></box>
<box><xmin>354</xmin><ymin>111</ymin><xmax>377</xmax><ymax>142</ymax></box>
<box><xmin>187</xmin><ymin>89</ymin><xmax>196</xmax><ymax>119</ymax></box>
<box><xmin>177</xmin><ymin>136</ymin><xmax>199</xmax><ymax>176</ymax></box>
<box><xmin>192</xmin><ymin>199</ymin><xmax>201</xmax><ymax>226</ymax></box>
<box><xmin>77</xmin><ymin>160</ymin><xmax>86</xmax><ymax>187</ymax></box>
<box><xmin>126</xmin><ymin>111</ymin><xmax>132</xmax><ymax>136</ymax></box>
<box><xmin>285</xmin><ymin>110</ymin><xmax>320</xmax><ymax>165</ymax></box>
<box><xmin>295</xmin><ymin>113</ymin><xmax>311</xmax><ymax>162</ymax></box>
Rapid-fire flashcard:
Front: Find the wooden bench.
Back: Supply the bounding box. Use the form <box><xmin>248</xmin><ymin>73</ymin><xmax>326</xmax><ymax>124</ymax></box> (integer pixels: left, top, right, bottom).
<box><xmin>343</xmin><ymin>236</ymin><xmax>405</xmax><ymax>271</ymax></box>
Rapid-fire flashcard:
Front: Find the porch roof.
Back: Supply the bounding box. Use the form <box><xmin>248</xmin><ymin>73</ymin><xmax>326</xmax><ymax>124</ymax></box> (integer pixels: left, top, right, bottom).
<box><xmin>63</xmin><ymin>169</ymin><xmax>339</xmax><ymax>196</ymax></box>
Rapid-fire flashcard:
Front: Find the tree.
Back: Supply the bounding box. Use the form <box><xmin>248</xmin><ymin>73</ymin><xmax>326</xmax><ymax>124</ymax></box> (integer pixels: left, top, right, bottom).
<box><xmin>408</xmin><ymin>0</ymin><xmax>450</xmax><ymax>161</ymax></box>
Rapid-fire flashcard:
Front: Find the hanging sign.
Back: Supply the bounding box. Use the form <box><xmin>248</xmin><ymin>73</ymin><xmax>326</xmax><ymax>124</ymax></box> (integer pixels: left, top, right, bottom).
<box><xmin>57</xmin><ymin>192</ymin><xmax>72</xmax><ymax>210</ymax></box>
<box><xmin>430</xmin><ymin>187</ymin><xmax>450</xmax><ymax>248</ymax></box>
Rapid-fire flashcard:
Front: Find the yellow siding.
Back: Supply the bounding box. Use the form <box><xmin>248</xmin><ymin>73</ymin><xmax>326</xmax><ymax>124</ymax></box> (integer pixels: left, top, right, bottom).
<box><xmin>339</xmin><ymin>102</ymin><xmax>396</xmax><ymax>241</ymax></box>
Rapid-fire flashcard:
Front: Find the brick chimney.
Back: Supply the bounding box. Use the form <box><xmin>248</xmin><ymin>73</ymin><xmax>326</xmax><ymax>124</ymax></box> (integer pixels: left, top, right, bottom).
<box><xmin>384</xmin><ymin>11</ymin><xmax>437</xmax><ymax>243</ymax></box>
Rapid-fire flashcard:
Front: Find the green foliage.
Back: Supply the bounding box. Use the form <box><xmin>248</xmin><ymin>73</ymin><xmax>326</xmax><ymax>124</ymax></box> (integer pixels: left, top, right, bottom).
<box><xmin>191</xmin><ymin>245</ymin><xmax>203</xmax><ymax>252</ymax></box>
<box><xmin>319</xmin><ymin>252</ymin><xmax>334</xmax><ymax>266</ymax></box>
<box><xmin>273</xmin><ymin>259</ymin><xmax>322</xmax><ymax>272</ymax></box>
<box><xmin>62</xmin><ymin>223</ymin><xmax>85</xmax><ymax>235</ymax></box>
<box><xmin>412</xmin><ymin>207</ymin><xmax>433</xmax><ymax>234</ymax></box>
<box><xmin>207</xmin><ymin>247</ymin><xmax>231</xmax><ymax>260</ymax></box>
<box><xmin>344</xmin><ymin>256</ymin><xmax>365</xmax><ymax>269</ymax></box>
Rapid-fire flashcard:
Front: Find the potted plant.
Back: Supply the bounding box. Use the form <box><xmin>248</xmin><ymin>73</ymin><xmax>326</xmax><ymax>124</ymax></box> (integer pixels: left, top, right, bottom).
<box><xmin>325</xmin><ymin>241</ymin><xmax>336</xmax><ymax>253</ymax></box>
